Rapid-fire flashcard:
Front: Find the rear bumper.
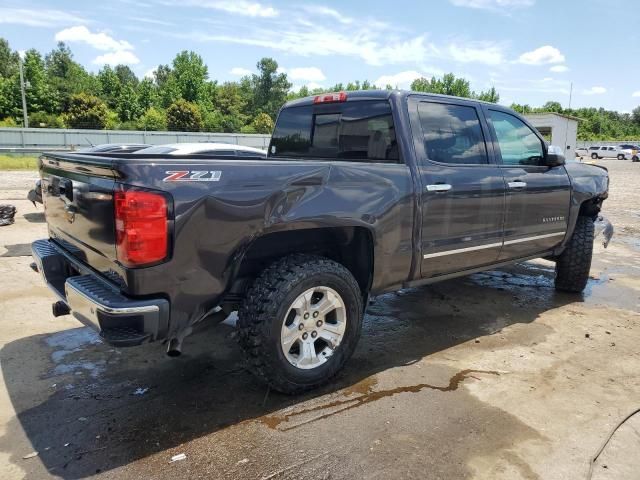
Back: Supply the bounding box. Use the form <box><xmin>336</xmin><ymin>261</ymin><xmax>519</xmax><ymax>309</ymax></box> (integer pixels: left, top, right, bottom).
<box><xmin>31</xmin><ymin>239</ymin><xmax>169</xmax><ymax>347</ymax></box>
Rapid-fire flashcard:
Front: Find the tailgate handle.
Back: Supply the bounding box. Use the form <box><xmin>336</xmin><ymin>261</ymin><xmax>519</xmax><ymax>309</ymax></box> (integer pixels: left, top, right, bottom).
<box><xmin>59</xmin><ymin>179</ymin><xmax>73</xmax><ymax>201</ymax></box>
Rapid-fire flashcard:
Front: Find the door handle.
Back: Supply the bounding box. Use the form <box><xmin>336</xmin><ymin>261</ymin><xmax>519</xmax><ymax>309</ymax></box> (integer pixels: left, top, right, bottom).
<box><xmin>426</xmin><ymin>183</ymin><xmax>452</xmax><ymax>192</ymax></box>
<box><xmin>508</xmin><ymin>181</ymin><xmax>527</xmax><ymax>189</ymax></box>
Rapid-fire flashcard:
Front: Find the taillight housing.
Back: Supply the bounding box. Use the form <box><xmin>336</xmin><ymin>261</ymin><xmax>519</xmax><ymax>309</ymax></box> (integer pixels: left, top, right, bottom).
<box><xmin>114</xmin><ymin>189</ymin><xmax>168</xmax><ymax>267</ymax></box>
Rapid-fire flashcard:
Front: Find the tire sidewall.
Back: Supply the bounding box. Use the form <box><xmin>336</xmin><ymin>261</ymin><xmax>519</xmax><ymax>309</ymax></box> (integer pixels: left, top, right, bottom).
<box><xmin>264</xmin><ymin>270</ymin><xmax>362</xmax><ymax>388</ymax></box>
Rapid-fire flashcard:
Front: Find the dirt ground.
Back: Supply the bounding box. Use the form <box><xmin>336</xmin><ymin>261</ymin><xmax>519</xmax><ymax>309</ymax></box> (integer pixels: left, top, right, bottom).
<box><xmin>0</xmin><ymin>160</ymin><xmax>638</xmax><ymax>480</ymax></box>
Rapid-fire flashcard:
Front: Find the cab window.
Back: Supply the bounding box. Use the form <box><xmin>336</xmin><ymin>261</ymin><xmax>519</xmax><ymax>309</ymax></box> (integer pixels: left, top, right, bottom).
<box><xmin>417</xmin><ymin>102</ymin><xmax>488</xmax><ymax>165</ymax></box>
<box><xmin>487</xmin><ymin>110</ymin><xmax>544</xmax><ymax>166</ymax></box>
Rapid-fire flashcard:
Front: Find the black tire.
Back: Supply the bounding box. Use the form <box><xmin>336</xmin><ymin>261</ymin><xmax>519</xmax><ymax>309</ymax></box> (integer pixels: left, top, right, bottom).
<box><xmin>554</xmin><ymin>217</ymin><xmax>594</xmax><ymax>293</ymax></box>
<box><xmin>591</xmin><ymin>153</ymin><xmax>598</xmax><ymax>159</ymax></box>
<box><xmin>633</xmin><ymin>155</ymin><xmax>639</xmax><ymax>162</ymax></box>
<box><xmin>237</xmin><ymin>254</ymin><xmax>363</xmax><ymax>394</ymax></box>
<box><xmin>617</xmin><ymin>154</ymin><xmax>625</xmax><ymax>160</ymax></box>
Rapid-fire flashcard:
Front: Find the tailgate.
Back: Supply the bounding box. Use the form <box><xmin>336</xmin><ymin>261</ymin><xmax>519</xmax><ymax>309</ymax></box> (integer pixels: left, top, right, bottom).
<box><xmin>40</xmin><ymin>153</ymin><xmax>118</xmax><ymax>272</ymax></box>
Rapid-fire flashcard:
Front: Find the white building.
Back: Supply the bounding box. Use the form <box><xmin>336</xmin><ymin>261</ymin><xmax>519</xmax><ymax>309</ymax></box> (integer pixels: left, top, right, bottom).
<box><xmin>525</xmin><ymin>113</ymin><xmax>579</xmax><ymax>156</ymax></box>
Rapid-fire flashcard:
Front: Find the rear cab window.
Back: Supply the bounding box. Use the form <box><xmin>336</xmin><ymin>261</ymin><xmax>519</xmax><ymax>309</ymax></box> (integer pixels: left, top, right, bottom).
<box><xmin>269</xmin><ymin>100</ymin><xmax>399</xmax><ymax>163</ymax></box>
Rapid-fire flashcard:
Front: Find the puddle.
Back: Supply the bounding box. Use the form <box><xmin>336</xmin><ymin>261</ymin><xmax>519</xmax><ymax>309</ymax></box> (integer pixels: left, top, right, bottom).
<box><xmin>259</xmin><ymin>369</ymin><xmax>500</xmax><ymax>431</ymax></box>
<box><xmin>44</xmin><ymin>327</ymin><xmax>106</xmax><ymax>378</ymax></box>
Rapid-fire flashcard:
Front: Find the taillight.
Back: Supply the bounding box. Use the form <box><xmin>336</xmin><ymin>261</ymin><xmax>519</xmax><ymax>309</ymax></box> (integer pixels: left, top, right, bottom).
<box><xmin>313</xmin><ymin>91</ymin><xmax>347</xmax><ymax>104</ymax></box>
<box><xmin>114</xmin><ymin>190</ymin><xmax>168</xmax><ymax>267</ymax></box>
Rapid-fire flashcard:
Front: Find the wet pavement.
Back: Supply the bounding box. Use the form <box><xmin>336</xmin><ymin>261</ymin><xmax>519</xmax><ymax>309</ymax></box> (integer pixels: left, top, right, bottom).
<box><xmin>0</xmin><ymin>159</ymin><xmax>638</xmax><ymax>479</ymax></box>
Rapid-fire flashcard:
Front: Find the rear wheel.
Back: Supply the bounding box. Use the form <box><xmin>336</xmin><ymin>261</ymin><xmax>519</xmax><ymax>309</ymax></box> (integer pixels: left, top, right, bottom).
<box><xmin>554</xmin><ymin>216</ymin><xmax>594</xmax><ymax>293</ymax></box>
<box><xmin>238</xmin><ymin>254</ymin><xmax>363</xmax><ymax>394</ymax></box>
<box><xmin>633</xmin><ymin>155</ymin><xmax>639</xmax><ymax>162</ymax></box>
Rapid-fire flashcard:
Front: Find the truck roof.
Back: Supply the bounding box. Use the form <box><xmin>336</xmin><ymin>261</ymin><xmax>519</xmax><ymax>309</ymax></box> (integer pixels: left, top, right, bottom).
<box><xmin>282</xmin><ymin>89</ymin><xmax>504</xmax><ymax>109</ymax></box>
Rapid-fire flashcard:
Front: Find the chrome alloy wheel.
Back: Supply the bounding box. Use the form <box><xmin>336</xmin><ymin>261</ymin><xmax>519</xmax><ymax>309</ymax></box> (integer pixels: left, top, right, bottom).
<box><xmin>280</xmin><ymin>286</ymin><xmax>347</xmax><ymax>370</ymax></box>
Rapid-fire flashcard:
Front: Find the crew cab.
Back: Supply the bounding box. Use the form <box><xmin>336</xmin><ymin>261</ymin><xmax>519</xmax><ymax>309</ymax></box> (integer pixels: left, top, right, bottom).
<box><xmin>32</xmin><ymin>90</ymin><xmax>612</xmax><ymax>393</ymax></box>
<box><xmin>588</xmin><ymin>145</ymin><xmax>630</xmax><ymax>160</ymax></box>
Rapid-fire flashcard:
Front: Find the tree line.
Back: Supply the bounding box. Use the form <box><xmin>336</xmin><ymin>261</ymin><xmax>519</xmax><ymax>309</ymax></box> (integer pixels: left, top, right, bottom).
<box><xmin>0</xmin><ymin>37</ymin><xmax>638</xmax><ymax>140</ymax></box>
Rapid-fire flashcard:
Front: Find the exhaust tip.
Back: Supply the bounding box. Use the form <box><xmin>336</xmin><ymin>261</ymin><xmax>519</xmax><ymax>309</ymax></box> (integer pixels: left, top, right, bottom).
<box><xmin>52</xmin><ymin>301</ymin><xmax>70</xmax><ymax>317</ymax></box>
<box><xmin>166</xmin><ymin>338</ymin><xmax>182</xmax><ymax>357</ymax></box>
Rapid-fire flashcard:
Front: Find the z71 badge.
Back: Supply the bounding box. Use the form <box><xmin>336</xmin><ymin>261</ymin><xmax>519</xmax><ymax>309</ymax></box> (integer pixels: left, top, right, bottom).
<box><xmin>163</xmin><ymin>170</ymin><xmax>222</xmax><ymax>182</ymax></box>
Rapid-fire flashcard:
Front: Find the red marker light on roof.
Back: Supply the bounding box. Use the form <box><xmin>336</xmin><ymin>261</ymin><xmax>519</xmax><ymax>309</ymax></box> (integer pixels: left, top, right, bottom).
<box><xmin>313</xmin><ymin>92</ymin><xmax>347</xmax><ymax>104</ymax></box>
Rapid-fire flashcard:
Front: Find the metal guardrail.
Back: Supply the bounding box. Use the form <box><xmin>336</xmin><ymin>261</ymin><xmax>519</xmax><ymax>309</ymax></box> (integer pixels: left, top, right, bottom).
<box><xmin>0</xmin><ymin>127</ymin><xmax>271</xmax><ymax>150</ymax></box>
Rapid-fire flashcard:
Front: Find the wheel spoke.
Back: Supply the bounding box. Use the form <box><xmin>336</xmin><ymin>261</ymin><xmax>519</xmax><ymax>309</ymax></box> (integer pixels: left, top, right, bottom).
<box><xmin>315</xmin><ymin>291</ymin><xmax>340</xmax><ymax>317</ymax></box>
<box><xmin>281</xmin><ymin>327</ymin><xmax>299</xmax><ymax>353</ymax></box>
<box><xmin>299</xmin><ymin>341</ymin><xmax>317</xmax><ymax>365</ymax></box>
<box><xmin>319</xmin><ymin>328</ymin><xmax>342</xmax><ymax>349</ymax></box>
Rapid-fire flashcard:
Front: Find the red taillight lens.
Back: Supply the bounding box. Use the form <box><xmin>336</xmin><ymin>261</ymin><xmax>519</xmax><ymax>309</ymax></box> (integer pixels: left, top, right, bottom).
<box><xmin>313</xmin><ymin>91</ymin><xmax>347</xmax><ymax>104</ymax></box>
<box><xmin>114</xmin><ymin>190</ymin><xmax>168</xmax><ymax>267</ymax></box>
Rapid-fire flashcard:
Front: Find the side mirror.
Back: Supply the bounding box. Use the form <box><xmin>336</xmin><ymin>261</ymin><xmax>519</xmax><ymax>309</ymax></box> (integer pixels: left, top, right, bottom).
<box><xmin>545</xmin><ymin>145</ymin><xmax>566</xmax><ymax>167</ymax></box>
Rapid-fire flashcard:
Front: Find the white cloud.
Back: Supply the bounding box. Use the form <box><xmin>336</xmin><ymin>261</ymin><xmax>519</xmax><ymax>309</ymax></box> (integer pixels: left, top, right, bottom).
<box><xmin>184</xmin><ymin>0</ymin><xmax>278</xmax><ymax>17</ymax></box>
<box><xmin>374</xmin><ymin>71</ymin><xmax>424</xmax><ymax>89</ymax></box>
<box><xmin>447</xmin><ymin>43</ymin><xmax>505</xmax><ymax>65</ymax></box>
<box><xmin>287</xmin><ymin>67</ymin><xmax>326</xmax><ymax>82</ymax></box>
<box><xmin>55</xmin><ymin>25</ymin><xmax>139</xmax><ymax>66</ymax></box>
<box><xmin>144</xmin><ymin>68</ymin><xmax>156</xmax><ymax>79</ymax></box>
<box><xmin>518</xmin><ymin>45</ymin><xmax>565</xmax><ymax>65</ymax></box>
<box><xmin>93</xmin><ymin>51</ymin><xmax>140</xmax><ymax>66</ymax></box>
<box><xmin>550</xmin><ymin>65</ymin><xmax>569</xmax><ymax>73</ymax></box>
<box><xmin>450</xmin><ymin>0</ymin><xmax>534</xmax><ymax>9</ymax></box>
<box><xmin>300</xmin><ymin>5</ymin><xmax>352</xmax><ymax>24</ymax></box>
<box><xmin>230</xmin><ymin>67</ymin><xmax>252</xmax><ymax>76</ymax></box>
<box><xmin>55</xmin><ymin>26</ymin><xmax>133</xmax><ymax>51</ymax></box>
<box><xmin>632</xmin><ymin>91</ymin><xmax>640</xmax><ymax>98</ymax></box>
<box><xmin>0</xmin><ymin>7</ymin><xmax>86</xmax><ymax>27</ymax></box>
<box><xmin>582</xmin><ymin>86</ymin><xmax>607</xmax><ymax>95</ymax></box>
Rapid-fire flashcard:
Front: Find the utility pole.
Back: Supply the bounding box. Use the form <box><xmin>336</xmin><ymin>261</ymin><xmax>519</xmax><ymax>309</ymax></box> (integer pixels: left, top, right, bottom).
<box><xmin>18</xmin><ymin>54</ymin><xmax>28</xmax><ymax>128</ymax></box>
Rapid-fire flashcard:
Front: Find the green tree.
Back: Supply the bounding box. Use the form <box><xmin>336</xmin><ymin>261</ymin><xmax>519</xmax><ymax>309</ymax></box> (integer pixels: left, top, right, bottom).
<box><xmin>29</xmin><ymin>111</ymin><xmax>65</xmax><ymax>128</ymax></box>
<box><xmin>23</xmin><ymin>49</ymin><xmax>58</xmax><ymax>113</ymax></box>
<box><xmin>251</xmin><ymin>112</ymin><xmax>274</xmax><ymax>134</ymax></box>
<box><xmin>45</xmin><ymin>42</ymin><xmax>98</xmax><ymax>112</ymax></box>
<box><xmin>63</xmin><ymin>93</ymin><xmax>109</xmax><ymax>129</ymax></box>
<box><xmin>632</xmin><ymin>106</ymin><xmax>640</xmax><ymax>125</ymax></box>
<box><xmin>246</xmin><ymin>58</ymin><xmax>291</xmax><ymax>119</ymax></box>
<box><xmin>476</xmin><ymin>86</ymin><xmax>500</xmax><ymax>103</ymax></box>
<box><xmin>116</xmin><ymin>83</ymin><xmax>140</xmax><ymax>122</ymax></box>
<box><xmin>137</xmin><ymin>78</ymin><xmax>157</xmax><ymax>111</ymax></box>
<box><xmin>137</xmin><ymin>107</ymin><xmax>166</xmax><ymax>130</ymax></box>
<box><xmin>541</xmin><ymin>101</ymin><xmax>563</xmax><ymax>113</ymax></box>
<box><xmin>411</xmin><ymin>73</ymin><xmax>472</xmax><ymax>97</ymax></box>
<box><xmin>0</xmin><ymin>38</ymin><xmax>19</xmax><ymax>78</ymax></box>
<box><xmin>97</xmin><ymin>65</ymin><xmax>121</xmax><ymax>109</ymax></box>
<box><xmin>166</xmin><ymin>99</ymin><xmax>202</xmax><ymax>131</ymax></box>
<box><xmin>114</xmin><ymin>65</ymin><xmax>138</xmax><ymax>87</ymax></box>
<box><xmin>171</xmin><ymin>50</ymin><xmax>208</xmax><ymax>103</ymax></box>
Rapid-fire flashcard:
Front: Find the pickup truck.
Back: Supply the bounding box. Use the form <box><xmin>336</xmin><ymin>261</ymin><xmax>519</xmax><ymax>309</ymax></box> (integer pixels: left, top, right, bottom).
<box><xmin>32</xmin><ymin>90</ymin><xmax>612</xmax><ymax>394</ymax></box>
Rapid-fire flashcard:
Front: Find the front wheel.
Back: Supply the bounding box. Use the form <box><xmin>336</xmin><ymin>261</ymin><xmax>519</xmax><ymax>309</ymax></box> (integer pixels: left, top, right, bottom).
<box><xmin>238</xmin><ymin>254</ymin><xmax>363</xmax><ymax>394</ymax></box>
<box><xmin>617</xmin><ymin>154</ymin><xmax>625</xmax><ymax>160</ymax></box>
<box><xmin>555</xmin><ymin>217</ymin><xmax>594</xmax><ymax>293</ymax></box>
<box><xmin>633</xmin><ymin>155</ymin><xmax>639</xmax><ymax>162</ymax></box>
<box><xmin>591</xmin><ymin>153</ymin><xmax>598</xmax><ymax>159</ymax></box>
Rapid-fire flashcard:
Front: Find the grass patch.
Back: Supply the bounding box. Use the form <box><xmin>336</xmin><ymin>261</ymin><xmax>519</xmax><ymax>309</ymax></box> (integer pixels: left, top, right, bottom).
<box><xmin>0</xmin><ymin>155</ymin><xmax>39</xmax><ymax>170</ymax></box>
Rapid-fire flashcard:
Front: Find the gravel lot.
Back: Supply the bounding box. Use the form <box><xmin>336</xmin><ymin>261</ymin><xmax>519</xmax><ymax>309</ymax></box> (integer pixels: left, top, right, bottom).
<box><xmin>0</xmin><ymin>160</ymin><xmax>638</xmax><ymax>480</ymax></box>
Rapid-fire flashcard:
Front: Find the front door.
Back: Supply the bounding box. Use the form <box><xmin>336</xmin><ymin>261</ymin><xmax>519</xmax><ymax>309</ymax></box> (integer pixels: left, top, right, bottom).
<box><xmin>410</xmin><ymin>97</ymin><xmax>506</xmax><ymax>278</ymax></box>
<box><xmin>483</xmin><ymin>108</ymin><xmax>571</xmax><ymax>260</ymax></box>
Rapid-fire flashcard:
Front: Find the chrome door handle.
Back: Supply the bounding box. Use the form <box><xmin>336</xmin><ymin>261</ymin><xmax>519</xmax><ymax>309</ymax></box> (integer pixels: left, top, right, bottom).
<box><xmin>426</xmin><ymin>184</ymin><xmax>452</xmax><ymax>192</ymax></box>
<box><xmin>508</xmin><ymin>181</ymin><xmax>527</xmax><ymax>189</ymax></box>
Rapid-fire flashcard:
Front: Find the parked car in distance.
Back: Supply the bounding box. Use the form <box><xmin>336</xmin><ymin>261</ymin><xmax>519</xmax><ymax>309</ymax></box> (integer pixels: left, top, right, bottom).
<box><xmin>575</xmin><ymin>147</ymin><xmax>588</xmax><ymax>157</ymax></box>
<box><xmin>32</xmin><ymin>90</ymin><xmax>613</xmax><ymax>394</ymax></box>
<box><xmin>79</xmin><ymin>143</ymin><xmax>151</xmax><ymax>153</ymax></box>
<box><xmin>619</xmin><ymin>144</ymin><xmax>639</xmax><ymax>162</ymax></box>
<box><xmin>588</xmin><ymin>145</ymin><xmax>630</xmax><ymax>160</ymax></box>
<box><xmin>135</xmin><ymin>143</ymin><xmax>267</xmax><ymax>158</ymax></box>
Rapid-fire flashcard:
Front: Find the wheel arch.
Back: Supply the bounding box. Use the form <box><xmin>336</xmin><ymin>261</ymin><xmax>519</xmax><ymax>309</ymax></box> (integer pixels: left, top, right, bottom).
<box><xmin>226</xmin><ymin>225</ymin><xmax>375</xmax><ymax>303</ymax></box>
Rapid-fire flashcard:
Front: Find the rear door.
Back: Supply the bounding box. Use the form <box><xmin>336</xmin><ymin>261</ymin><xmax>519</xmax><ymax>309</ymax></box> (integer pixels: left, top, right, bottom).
<box><xmin>409</xmin><ymin>96</ymin><xmax>506</xmax><ymax>278</ymax></box>
<box><xmin>483</xmin><ymin>108</ymin><xmax>570</xmax><ymax>260</ymax></box>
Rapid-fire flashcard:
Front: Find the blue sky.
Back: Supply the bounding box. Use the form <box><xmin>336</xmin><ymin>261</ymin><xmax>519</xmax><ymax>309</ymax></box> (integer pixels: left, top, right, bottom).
<box><xmin>1</xmin><ymin>0</ymin><xmax>638</xmax><ymax>111</ymax></box>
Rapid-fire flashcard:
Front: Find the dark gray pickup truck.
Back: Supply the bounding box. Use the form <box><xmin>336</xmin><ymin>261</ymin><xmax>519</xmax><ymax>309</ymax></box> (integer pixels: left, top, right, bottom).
<box><xmin>32</xmin><ymin>90</ymin><xmax>612</xmax><ymax>393</ymax></box>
